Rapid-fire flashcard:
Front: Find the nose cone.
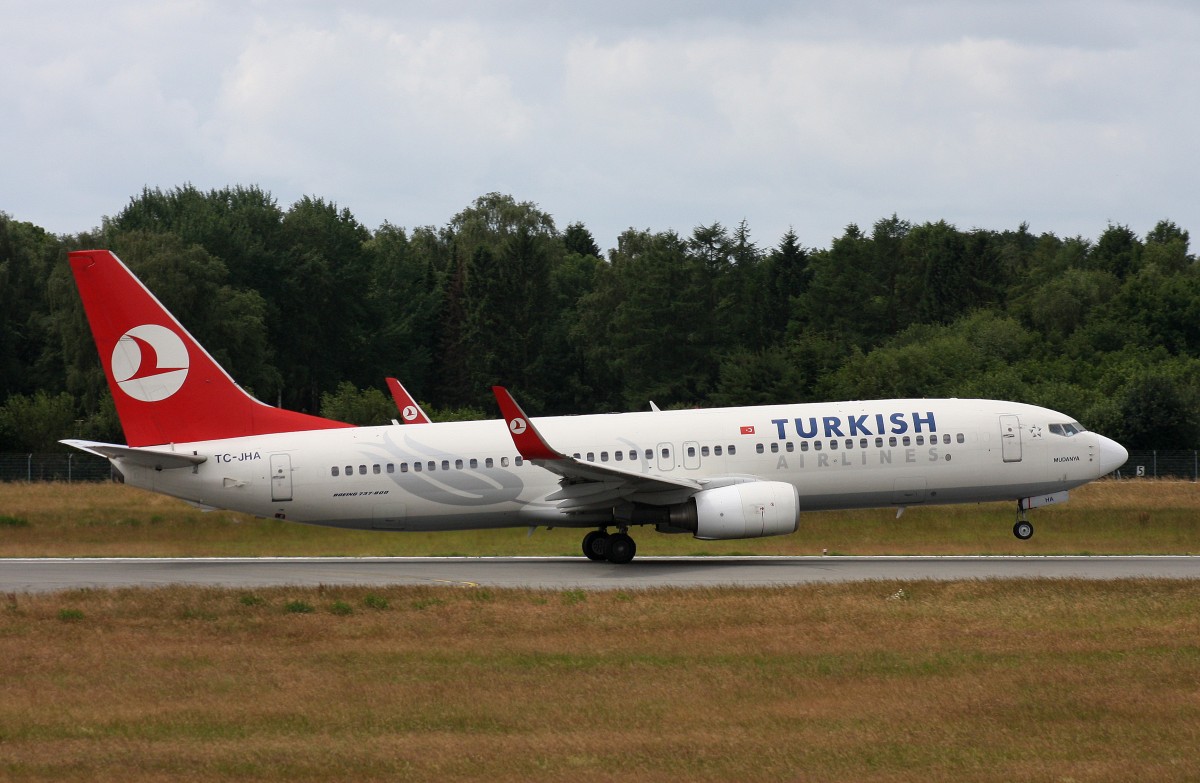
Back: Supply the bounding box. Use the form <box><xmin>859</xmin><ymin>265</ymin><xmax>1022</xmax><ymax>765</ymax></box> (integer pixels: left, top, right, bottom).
<box><xmin>1097</xmin><ymin>435</ymin><xmax>1129</xmax><ymax>475</ymax></box>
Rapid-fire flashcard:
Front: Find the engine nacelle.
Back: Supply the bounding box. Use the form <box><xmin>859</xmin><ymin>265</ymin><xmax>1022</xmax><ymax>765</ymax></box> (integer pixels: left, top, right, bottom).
<box><xmin>649</xmin><ymin>481</ymin><xmax>799</xmax><ymax>540</ymax></box>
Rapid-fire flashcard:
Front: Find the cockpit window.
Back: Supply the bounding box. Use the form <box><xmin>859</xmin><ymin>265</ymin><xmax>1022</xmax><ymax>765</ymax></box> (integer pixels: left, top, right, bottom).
<box><xmin>1049</xmin><ymin>421</ymin><xmax>1087</xmax><ymax>437</ymax></box>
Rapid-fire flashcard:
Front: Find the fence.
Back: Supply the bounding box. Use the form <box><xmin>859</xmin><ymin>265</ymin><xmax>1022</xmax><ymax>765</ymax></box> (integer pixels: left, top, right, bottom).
<box><xmin>1119</xmin><ymin>450</ymin><xmax>1200</xmax><ymax>481</ymax></box>
<box><xmin>0</xmin><ymin>450</ymin><xmax>1195</xmax><ymax>483</ymax></box>
<box><xmin>0</xmin><ymin>453</ymin><xmax>115</xmax><ymax>482</ymax></box>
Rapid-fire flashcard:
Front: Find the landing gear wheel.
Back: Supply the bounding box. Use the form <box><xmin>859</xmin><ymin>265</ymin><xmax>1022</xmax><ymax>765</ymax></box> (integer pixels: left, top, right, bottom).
<box><xmin>1013</xmin><ymin>520</ymin><xmax>1034</xmax><ymax>540</ymax></box>
<box><xmin>606</xmin><ymin>532</ymin><xmax>637</xmax><ymax>564</ymax></box>
<box><xmin>582</xmin><ymin>530</ymin><xmax>610</xmax><ymax>561</ymax></box>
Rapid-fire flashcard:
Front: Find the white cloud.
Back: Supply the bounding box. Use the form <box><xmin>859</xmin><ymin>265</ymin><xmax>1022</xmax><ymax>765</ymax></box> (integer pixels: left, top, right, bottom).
<box><xmin>1</xmin><ymin>0</ymin><xmax>1197</xmax><ymax>248</ymax></box>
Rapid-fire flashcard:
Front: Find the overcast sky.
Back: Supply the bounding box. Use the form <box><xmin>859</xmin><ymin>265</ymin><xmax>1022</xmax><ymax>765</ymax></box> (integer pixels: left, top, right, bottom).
<box><xmin>3</xmin><ymin>0</ymin><xmax>1197</xmax><ymax>253</ymax></box>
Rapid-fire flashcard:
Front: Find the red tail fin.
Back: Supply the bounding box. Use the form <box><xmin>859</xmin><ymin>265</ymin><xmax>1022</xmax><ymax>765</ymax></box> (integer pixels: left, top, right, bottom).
<box><xmin>385</xmin><ymin>377</ymin><xmax>432</xmax><ymax>424</ymax></box>
<box><xmin>69</xmin><ymin>250</ymin><xmax>353</xmax><ymax>447</ymax></box>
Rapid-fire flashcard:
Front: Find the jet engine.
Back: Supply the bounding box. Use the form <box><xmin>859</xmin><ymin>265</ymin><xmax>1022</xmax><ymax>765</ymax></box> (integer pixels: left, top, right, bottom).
<box><xmin>641</xmin><ymin>481</ymin><xmax>799</xmax><ymax>540</ymax></box>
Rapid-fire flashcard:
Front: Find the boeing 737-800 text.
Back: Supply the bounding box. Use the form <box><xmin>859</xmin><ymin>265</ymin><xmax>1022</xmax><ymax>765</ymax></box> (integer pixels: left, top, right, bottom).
<box><xmin>63</xmin><ymin>250</ymin><xmax>1128</xmax><ymax>563</ymax></box>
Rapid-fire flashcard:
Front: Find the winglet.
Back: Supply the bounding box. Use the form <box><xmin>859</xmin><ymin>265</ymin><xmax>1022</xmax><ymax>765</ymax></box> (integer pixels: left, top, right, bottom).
<box><xmin>386</xmin><ymin>378</ymin><xmax>432</xmax><ymax>424</ymax></box>
<box><xmin>491</xmin><ymin>386</ymin><xmax>562</xmax><ymax>461</ymax></box>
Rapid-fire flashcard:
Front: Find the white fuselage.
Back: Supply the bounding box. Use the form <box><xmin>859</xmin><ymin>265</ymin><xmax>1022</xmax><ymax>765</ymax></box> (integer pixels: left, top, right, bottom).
<box><xmin>117</xmin><ymin>399</ymin><xmax>1116</xmax><ymax>532</ymax></box>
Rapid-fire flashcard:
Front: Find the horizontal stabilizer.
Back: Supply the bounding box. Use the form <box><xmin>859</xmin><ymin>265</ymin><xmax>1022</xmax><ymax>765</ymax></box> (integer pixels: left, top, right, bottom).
<box><xmin>61</xmin><ymin>439</ymin><xmax>208</xmax><ymax>470</ymax></box>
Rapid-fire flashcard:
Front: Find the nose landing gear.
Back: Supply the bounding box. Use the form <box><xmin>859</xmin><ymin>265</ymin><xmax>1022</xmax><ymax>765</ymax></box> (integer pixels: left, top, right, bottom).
<box><xmin>581</xmin><ymin>528</ymin><xmax>637</xmax><ymax>564</ymax></box>
<box><xmin>1013</xmin><ymin>504</ymin><xmax>1034</xmax><ymax>540</ymax></box>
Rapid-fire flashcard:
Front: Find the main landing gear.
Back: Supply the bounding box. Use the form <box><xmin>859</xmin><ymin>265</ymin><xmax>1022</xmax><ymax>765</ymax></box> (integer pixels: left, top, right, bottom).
<box><xmin>582</xmin><ymin>528</ymin><xmax>637</xmax><ymax>564</ymax></box>
<box><xmin>1013</xmin><ymin>504</ymin><xmax>1034</xmax><ymax>540</ymax></box>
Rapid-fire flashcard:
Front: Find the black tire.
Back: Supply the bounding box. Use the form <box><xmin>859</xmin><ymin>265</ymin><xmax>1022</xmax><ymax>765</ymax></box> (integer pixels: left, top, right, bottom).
<box><xmin>606</xmin><ymin>533</ymin><xmax>636</xmax><ymax>564</ymax></box>
<box><xmin>582</xmin><ymin>530</ymin><xmax>610</xmax><ymax>561</ymax></box>
<box><xmin>1013</xmin><ymin>520</ymin><xmax>1034</xmax><ymax>540</ymax></box>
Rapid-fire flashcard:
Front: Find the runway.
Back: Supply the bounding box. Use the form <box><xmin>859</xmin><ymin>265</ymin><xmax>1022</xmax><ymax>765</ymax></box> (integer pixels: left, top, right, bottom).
<box><xmin>2</xmin><ymin>555</ymin><xmax>1197</xmax><ymax>593</ymax></box>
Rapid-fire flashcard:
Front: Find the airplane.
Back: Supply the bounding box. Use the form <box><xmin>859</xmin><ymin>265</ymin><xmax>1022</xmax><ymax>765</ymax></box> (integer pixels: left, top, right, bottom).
<box><xmin>386</xmin><ymin>377</ymin><xmax>432</xmax><ymax>424</ymax></box>
<box><xmin>62</xmin><ymin>249</ymin><xmax>1129</xmax><ymax>564</ymax></box>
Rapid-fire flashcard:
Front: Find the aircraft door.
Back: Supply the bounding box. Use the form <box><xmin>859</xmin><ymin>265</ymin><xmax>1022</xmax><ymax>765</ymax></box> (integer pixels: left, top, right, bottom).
<box><xmin>999</xmin><ymin>415</ymin><xmax>1022</xmax><ymax>463</ymax></box>
<box><xmin>657</xmin><ymin>443</ymin><xmax>675</xmax><ymax>472</ymax></box>
<box><xmin>683</xmin><ymin>441</ymin><xmax>701</xmax><ymax>470</ymax></box>
<box><xmin>270</xmin><ymin>453</ymin><xmax>293</xmax><ymax>501</ymax></box>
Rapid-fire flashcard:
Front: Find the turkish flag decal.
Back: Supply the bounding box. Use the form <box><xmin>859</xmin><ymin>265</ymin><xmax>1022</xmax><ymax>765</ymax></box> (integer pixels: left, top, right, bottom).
<box><xmin>740</xmin><ymin>425</ymin><xmax>755</xmax><ymax>435</ymax></box>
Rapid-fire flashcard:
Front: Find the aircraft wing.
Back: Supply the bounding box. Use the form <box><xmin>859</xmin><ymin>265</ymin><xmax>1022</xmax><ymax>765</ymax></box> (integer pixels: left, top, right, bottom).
<box><xmin>386</xmin><ymin>378</ymin><xmax>432</xmax><ymax>424</ymax></box>
<box><xmin>61</xmin><ymin>439</ymin><xmax>208</xmax><ymax>470</ymax></box>
<box><xmin>491</xmin><ymin>386</ymin><xmax>702</xmax><ymax>512</ymax></box>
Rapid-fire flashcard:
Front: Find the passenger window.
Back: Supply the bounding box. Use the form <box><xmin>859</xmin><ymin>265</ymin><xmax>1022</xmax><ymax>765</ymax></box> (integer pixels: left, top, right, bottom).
<box><xmin>661</xmin><ymin>447</ymin><xmax>669</xmax><ymax>458</ymax></box>
<box><xmin>387</xmin><ymin>463</ymin><xmax>395</xmax><ymax>474</ymax></box>
<box><xmin>400</xmin><ymin>463</ymin><xmax>409</xmax><ymax>473</ymax></box>
<box><xmin>859</xmin><ymin>438</ymin><xmax>868</xmax><ymax>449</ymax></box>
<box><xmin>714</xmin><ymin>446</ymin><xmax>723</xmax><ymax>456</ymax></box>
<box><xmin>645</xmin><ymin>449</ymin><xmax>653</xmax><ymax>460</ymax></box>
<box><xmin>428</xmin><ymin>461</ymin><xmax>436</xmax><ymax>471</ymax></box>
<box><xmin>515</xmin><ymin>457</ymin><xmax>523</xmax><ymax>466</ymax></box>
<box><xmin>728</xmin><ymin>445</ymin><xmax>736</xmax><ymax>455</ymax></box>
<box><xmin>845</xmin><ymin>439</ymin><xmax>853</xmax><ymax>449</ymax></box>
<box><xmin>470</xmin><ymin>458</ymin><xmax>478</xmax><ymax>469</ymax></box>
<box><xmin>344</xmin><ymin>465</ymin><xmax>352</xmax><ymax>476</ymax></box>
<box><xmin>770</xmin><ymin>443</ymin><xmax>779</xmax><ymax>453</ymax></box>
<box><xmin>630</xmin><ymin>450</ymin><xmax>637</xmax><ymax>461</ymax></box>
<box><xmin>485</xmin><ymin>457</ymin><xmax>494</xmax><ymax>468</ymax></box>
<box><xmin>359</xmin><ymin>465</ymin><xmax>367</xmax><ymax>475</ymax></box>
<box><xmin>902</xmin><ymin>436</ymin><xmax>911</xmax><ymax>446</ymax></box>
<box><xmin>957</xmin><ymin>433</ymin><xmax>965</xmax><ymax>444</ymax></box>
<box><xmin>413</xmin><ymin>462</ymin><xmax>422</xmax><ymax>472</ymax></box>
<box><xmin>331</xmin><ymin>467</ymin><xmax>340</xmax><ymax>477</ymax></box>
<box><xmin>889</xmin><ymin>437</ymin><xmax>897</xmax><ymax>447</ymax></box>
<box><xmin>756</xmin><ymin>444</ymin><xmax>765</xmax><ymax>454</ymax></box>
<box><xmin>501</xmin><ymin>457</ymin><xmax>509</xmax><ymax>467</ymax></box>
<box><xmin>587</xmin><ymin>452</ymin><xmax>595</xmax><ymax>461</ymax></box>
<box><xmin>801</xmin><ymin>441</ymin><xmax>809</xmax><ymax>452</ymax></box>
<box><xmin>916</xmin><ymin>435</ymin><xmax>924</xmax><ymax>446</ymax></box>
<box><xmin>601</xmin><ymin>451</ymin><xmax>609</xmax><ymax>462</ymax></box>
<box><xmin>701</xmin><ymin>446</ymin><xmax>710</xmax><ymax>457</ymax></box>
<box><xmin>829</xmin><ymin>440</ymin><xmax>838</xmax><ymax>450</ymax></box>
<box><xmin>687</xmin><ymin>446</ymin><xmax>695</xmax><ymax>457</ymax></box>
<box><xmin>814</xmin><ymin>441</ymin><xmax>822</xmax><ymax>451</ymax></box>
<box><xmin>786</xmin><ymin>442</ymin><xmax>794</xmax><ymax>453</ymax></box>
<box><xmin>615</xmin><ymin>451</ymin><xmax>623</xmax><ymax>461</ymax></box>
<box><xmin>455</xmin><ymin>459</ymin><xmax>464</xmax><ymax>469</ymax></box>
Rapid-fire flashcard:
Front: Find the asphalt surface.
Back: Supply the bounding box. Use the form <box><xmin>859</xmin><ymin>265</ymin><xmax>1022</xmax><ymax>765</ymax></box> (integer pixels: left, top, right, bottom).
<box><xmin>2</xmin><ymin>555</ymin><xmax>1198</xmax><ymax>593</ymax></box>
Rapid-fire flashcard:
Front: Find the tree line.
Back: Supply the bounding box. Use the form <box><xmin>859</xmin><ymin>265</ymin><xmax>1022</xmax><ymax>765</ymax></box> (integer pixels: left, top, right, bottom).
<box><xmin>1</xmin><ymin>186</ymin><xmax>1197</xmax><ymax>452</ymax></box>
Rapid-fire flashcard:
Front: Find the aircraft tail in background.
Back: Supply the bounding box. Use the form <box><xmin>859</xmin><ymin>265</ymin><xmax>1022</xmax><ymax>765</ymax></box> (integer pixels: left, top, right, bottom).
<box><xmin>386</xmin><ymin>377</ymin><xmax>432</xmax><ymax>424</ymax></box>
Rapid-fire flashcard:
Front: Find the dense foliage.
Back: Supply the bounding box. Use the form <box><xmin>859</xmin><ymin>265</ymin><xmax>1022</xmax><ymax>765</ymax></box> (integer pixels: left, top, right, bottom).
<box><xmin>1</xmin><ymin>186</ymin><xmax>1196</xmax><ymax>451</ymax></box>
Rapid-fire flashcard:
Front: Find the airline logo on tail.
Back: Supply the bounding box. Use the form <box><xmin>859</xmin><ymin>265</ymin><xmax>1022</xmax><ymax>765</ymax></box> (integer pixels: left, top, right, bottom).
<box><xmin>111</xmin><ymin>324</ymin><xmax>189</xmax><ymax>402</ymax></box>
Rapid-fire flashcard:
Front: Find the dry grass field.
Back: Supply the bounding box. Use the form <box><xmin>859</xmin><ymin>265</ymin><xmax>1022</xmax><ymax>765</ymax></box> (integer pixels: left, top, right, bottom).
<box><xmin>2</xmin><ymin>479</ymin><xmax>1198</xmax><ymax>781</ymax></box>
<box><xmin>2</xmin><ymin>580</ymin><xmax>1198</xmax><ymax>782</ymax></box>
<box><xmin>1</xmin><ymin>479</ymin><xmax>1197</xmax><ymax>557</ymax></box>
